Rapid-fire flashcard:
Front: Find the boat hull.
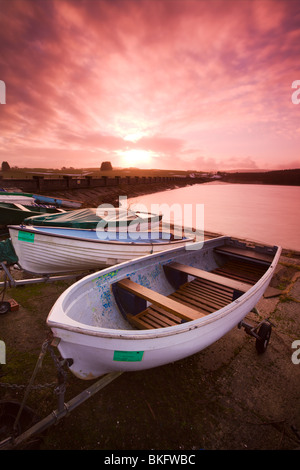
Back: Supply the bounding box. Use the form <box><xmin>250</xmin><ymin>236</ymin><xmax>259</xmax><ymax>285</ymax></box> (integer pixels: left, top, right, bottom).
<box><xmin>0</xmin><ymin>191</ymin><xmax>82</xmax><ymax>209</ymax></box>
<box><xmin>0</xmin><ymin>204</ymin><xmax>63</xmax><ymax>227</ymax></box>
<box><xmin>8</xmin><ymin>225</ymin><xmax>193</xmax><ymax>274</ymax></box>
<box><xmin>47</xmin><ymin>237</ymin><xmax>281</xmax><ymax>379</ymax></box>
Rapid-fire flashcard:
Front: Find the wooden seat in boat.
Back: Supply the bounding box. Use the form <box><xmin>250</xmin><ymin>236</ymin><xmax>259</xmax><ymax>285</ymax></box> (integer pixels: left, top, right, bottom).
<box><xmin>214</xmin><ymin>245</ymin><xmax>273</xmax><ymax>264</ymax></box>
<box><xmin>115</xmin><ymin>263</ymin><xmax>248</xmax><ymax>330</ymax></box>
<box><xmin>115</xmin><ymin>256</ymin><xmax>265</xmax><ymax>330</ymax></box>
<box><xmin>116</xmin><ymin>278</ymin><xmax>205</xmax><ymax>328</ymax></box>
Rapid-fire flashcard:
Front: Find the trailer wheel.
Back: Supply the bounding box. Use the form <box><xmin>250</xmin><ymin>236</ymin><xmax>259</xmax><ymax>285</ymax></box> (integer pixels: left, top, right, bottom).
<box><xmin>255</xmin><ymin>322</ymin><xmax>272</xmax><ymax>354</ymax></box>
<box><xmin>0</xmin><ymin>401</ymin><xmax>40</xmax><ymax>449</ymax></box>
<box><xmin>0</xmin><ymin>301</ymin><xmax>10</xmax><ymax>315</ymax></box>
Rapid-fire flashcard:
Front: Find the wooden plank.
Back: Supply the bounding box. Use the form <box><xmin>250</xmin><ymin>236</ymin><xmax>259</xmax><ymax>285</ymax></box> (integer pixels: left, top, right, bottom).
<box><xmin>178</xmin><ymin>281</ymin><xmax>231</xmax><ymax>305</ymax></box>
<box><xmin>176</xmin><ymin>287</ymin><xmax>229</xmax><ymax>310</ymax></box>
<box><xmin>145</xmin><ymin>314</ymin><xmax>168</xmax><ymax>328</ymax></box>
<box><xmin>215</xmin><ymin>259</ymin><xmax>267</xmax><ymax>276</ymax></box>
<box><xmin>167</xmin><ymin>262</ymin><xmax>250</xmax><ymax>293</ymax></box>
<box><xmin>188</xmin><ymin>279</ymin><xmax>233</xmax><ymax>299</ymax></box>
<box><xmin>213</xmin><ymin>263</ymin><xmax>265</xmax><ymax>284</ymax></box>
<box><xmin>148</xmin><ymin>305</ymin><xmax>185</xmax><ymax>324</ymax></box>
<box><xmin>226</xmin><ymin>259</ymin><xmax>267</xmax><ymax>272</ymax></box>
<box><xmin>170</xmin><ymin>292</ymin><xmax>216</xmax><ymax>314</ymax></box>
<box><xmin>127</xmin><ymin>314</ymin><xmax>155</xmax><ymax>330</ymax></box>
<box><xmin>147</xmin><ymin>308</ymin><xmax>177</xmax><ymax>327</ymax></box>
<box><xmin>214</xmin><ymin>245</ymin><xmax>273</xmax><ymax>263</ymax></box>
<box><xmin>213</xmin><ymin>268</ymin><xmax>256</xmax><ymax>284</ymax></box>
<box><xmin>127</xmin><ymin>306</ymin><xmax>182</xmax><ymax>330</ymax></box>
<box><xmin>171</xmin><ymin>285</ymin><xmax>229</xmax><ymax>312</ymax></box>
<box><xmin>117</xmin><ymin>278</ymin><xmax>205</xmax><ymax>321</ymax></box>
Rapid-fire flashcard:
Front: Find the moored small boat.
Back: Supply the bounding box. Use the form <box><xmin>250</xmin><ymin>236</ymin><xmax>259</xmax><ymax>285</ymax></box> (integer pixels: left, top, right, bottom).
<box><xmin>22</xmin><ymin>207</ymin><xmax>162</xmax><ymax>230</ymax></box>
<box><xmin>8</xmin><ymin>208</ymin><xmax>192</xmax><ymax>274</ymax></box>
<box><xmin>0</xmin><ymin>191</ymin><xmax>83</xmax><ymax>209</ymax></box>
<box><xmin>47</xmin><ymin>236</ymin><xmax>281</xmax><ymax>379</ymax></box>
<box><xmin>0</xmin><ymin>202</ymin><xmax>65</xmax><ymax>227</ymax></box>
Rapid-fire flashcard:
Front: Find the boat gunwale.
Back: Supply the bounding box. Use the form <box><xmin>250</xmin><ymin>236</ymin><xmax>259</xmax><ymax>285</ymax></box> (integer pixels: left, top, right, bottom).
<box><xmin>47</xmin><ymin>237</ymin><xmax>282</xmax><ymax>340</ymax></box>
<box><xmin>8</xmin><ymin>224</ymin><xmax>193</xmax><ymax>246</ymax></box>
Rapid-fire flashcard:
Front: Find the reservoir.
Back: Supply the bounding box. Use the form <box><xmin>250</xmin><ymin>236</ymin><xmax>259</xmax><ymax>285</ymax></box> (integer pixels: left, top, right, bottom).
<box><xmin>128</xmin><ymin>183</ymin><xmax>300</xmax><ymax>252</ymax></box>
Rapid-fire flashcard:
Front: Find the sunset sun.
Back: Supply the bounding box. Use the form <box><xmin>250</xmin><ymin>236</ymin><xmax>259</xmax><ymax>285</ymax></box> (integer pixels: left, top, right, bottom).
<box><xmin>120</xmin><ymin>149</ymin><xmax>153</xmax><ymax>167</ymax></box>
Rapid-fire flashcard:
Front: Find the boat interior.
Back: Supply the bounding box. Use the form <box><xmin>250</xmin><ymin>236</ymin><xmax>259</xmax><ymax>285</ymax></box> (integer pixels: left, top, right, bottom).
<box><xmin>113</xmin><ymin>243</ymin><xmax>274</xmax><ymax>330</ymax></box>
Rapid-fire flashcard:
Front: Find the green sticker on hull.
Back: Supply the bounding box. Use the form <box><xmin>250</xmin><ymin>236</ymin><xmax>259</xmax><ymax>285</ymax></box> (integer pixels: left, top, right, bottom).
<box><xmin>18</xmin><ymin>231</ymin><xmax>35</xmax><ymax>243</ymax></box>
<box><xmin>113</xmin><ymin>350</ymin><xmax>144</xmax><ymax>362</ymax></box>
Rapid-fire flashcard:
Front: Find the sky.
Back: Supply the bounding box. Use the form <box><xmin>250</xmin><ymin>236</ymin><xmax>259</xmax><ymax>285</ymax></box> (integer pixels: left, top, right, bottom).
<box><xmin>0</xmin><ymin>0</ymin><xmax>300</xmax><ymax>172</ymax></box>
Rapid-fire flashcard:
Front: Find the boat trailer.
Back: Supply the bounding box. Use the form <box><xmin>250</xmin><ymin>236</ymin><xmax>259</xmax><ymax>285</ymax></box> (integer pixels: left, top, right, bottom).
<box><xmin>0</xmin><ymin>334</ymin><xmax>123</xmax><ymax>449</ymax></box>
<box><xmin>0</xmin><ymin>262</ymin><xmax>93</xmax><ymax>314</ymax></box>
<box><xmin>0</xmin><ymin>312</ymin><xmax>275</xmax><ymax>449</ymax></box>
<box><xmin>0</xmin><ymin>256</ymin><xmax>275</xmax><ymax>450</ymax></box>
<box><xmin>0</xmin><ymin>261</ymin><xmax>88</xmax><ymax>289</ymax></box>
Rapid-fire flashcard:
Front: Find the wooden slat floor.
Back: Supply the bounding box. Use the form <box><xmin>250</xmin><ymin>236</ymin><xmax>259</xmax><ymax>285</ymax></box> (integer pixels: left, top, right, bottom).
<box><xmin>212</xmin><ymin>258</ymin><xmax>267</xmax><ymax>284</ymax></box>
<box><xmin>127</xmin><ymin>258</ymin><xmax>268</xmax><ymax>330</ymax></box>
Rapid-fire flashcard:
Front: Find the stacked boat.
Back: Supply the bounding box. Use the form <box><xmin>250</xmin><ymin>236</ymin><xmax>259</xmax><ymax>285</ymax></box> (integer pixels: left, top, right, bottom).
<box><xmin>0</xmin><ymin>191</ymin><xmax>82</xmax><ymax>209</ymax></box>
<box><xmin>0</xmin><ymin>191</ymin><xmax>83</xmax><ymax>228</ymax></box>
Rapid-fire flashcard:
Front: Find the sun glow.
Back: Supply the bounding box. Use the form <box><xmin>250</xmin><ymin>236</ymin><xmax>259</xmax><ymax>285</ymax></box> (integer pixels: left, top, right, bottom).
<box><xmin>123</xmin><ymin>132</ymin><xmax>145</xmax><ymax>143</ymax></box>
<box><xmin>120</xmin><ymin>149</ymin><xmax>153</xmax><ymax>167</ymax></box>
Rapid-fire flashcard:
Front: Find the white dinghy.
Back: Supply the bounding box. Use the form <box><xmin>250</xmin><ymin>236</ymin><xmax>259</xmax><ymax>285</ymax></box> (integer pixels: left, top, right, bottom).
<box><xmin>47</xmin><ymin>236</ymin><xmax>281</xmax><ymax>380</ymax></box>
<box><xmin>8</xmin><ymin>207</ymin><xmax>194</xmax><ymax>274</ymax></box>
<box><xmin>7</xmin><ymin>227</ymin><xmax>193</xmax><ymax>275</ymax></box>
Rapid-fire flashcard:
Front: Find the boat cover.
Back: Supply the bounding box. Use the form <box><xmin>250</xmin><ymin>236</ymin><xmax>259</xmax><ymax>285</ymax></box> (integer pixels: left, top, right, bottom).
<box><xmin>24</xmin><ymin>208</ymin><xmax>160</xmax><ymax>229</ymax></box>
<box><xmin>0</xmin><ymin>195</ymin><xmax>35</xmax><ymax>204</ymax></box>
<box><xmin>0</xmin><ymin>238</ymin><xmax>18</xmax><ymax>264</ymax></box>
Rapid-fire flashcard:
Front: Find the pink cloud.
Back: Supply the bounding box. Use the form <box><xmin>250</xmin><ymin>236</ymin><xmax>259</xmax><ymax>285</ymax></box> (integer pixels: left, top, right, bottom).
<box><xmin>0</xmin><ymin>0</ymin><xmax>299</xmax><ymax>171</ymax></box>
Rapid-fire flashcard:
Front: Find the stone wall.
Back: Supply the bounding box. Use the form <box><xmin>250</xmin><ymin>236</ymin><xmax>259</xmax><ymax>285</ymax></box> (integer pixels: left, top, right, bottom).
<box><xmin>0</xmin><ymin>175</ymin><xmax>205</xmax><ymax>193</ymax></box>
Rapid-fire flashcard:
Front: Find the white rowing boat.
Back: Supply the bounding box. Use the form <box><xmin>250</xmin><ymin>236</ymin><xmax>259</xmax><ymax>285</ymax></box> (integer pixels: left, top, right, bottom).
<box><xmin>8</xmin><ymin>208</ymin><xmax>193</xmax><ymax>274</ymax></box>
<box><xmin>47</xmin><ymin>236</ymin><xmax>281</xmax><ymax>379</ymax></box>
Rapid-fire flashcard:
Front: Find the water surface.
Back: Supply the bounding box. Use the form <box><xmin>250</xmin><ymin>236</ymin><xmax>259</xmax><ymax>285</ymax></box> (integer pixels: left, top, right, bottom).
<box><xmin>128</xmin><ymin>183</ymin><xmax>300</xmax><ymax>251</ymax></box>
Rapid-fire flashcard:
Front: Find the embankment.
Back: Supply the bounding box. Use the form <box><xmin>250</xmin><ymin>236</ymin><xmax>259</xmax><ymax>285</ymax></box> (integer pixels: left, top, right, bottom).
<box><xmin>34</xmin><ymin>179</ymin><xmax>201</xmax><ymax>207</ymax></box>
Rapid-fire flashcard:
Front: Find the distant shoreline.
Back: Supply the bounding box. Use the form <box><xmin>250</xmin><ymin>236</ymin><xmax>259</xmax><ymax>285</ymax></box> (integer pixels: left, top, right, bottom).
<box><xmin>220</xmin><ymin>168</ymin><xmax>300</xmax><ymax>186</ymax></box>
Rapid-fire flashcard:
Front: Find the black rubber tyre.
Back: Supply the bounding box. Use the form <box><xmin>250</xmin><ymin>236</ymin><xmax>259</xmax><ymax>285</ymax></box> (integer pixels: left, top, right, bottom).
<box><xmin>255</xmin><ymin>322</ymin><xmax>272</xmax><ymax>354</ymax></box>
<box><xmin>0</xmin><ymin>301</ymin><xmax>10</xmax><ymax>315</ymax></box>
<box><xmin>0</xmin><ymin>401</ymin><xmax>40</xmax><ymax>449</ymax></box>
